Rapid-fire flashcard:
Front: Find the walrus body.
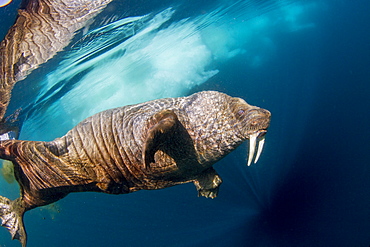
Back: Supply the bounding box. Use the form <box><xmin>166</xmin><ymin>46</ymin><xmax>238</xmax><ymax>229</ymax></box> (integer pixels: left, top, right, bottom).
<box><xmin>0</xmin><ymin>91</ymin><xmax>271</xmax><ymax>246</ymax></box>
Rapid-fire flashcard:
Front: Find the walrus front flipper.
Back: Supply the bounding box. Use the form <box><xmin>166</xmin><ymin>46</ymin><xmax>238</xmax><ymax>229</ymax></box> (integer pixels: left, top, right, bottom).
<box><xmin>0</xmin><ymin>196</ymin><xmax>27</xmax><ymax>247</ymax></box>
<box><xmin>143</xmin><ymin>109</ymin><xmax>199</xmax><ymax>173</ymax></box>
<box><xmin>193</xmin><ymin>167</ymin><xmax>222</xmax><ymax>199</ymax></box>
<box><xmin>143</xmin><ymin>110</ymin><xmax>180</xmax><ymax>170</ymax></box>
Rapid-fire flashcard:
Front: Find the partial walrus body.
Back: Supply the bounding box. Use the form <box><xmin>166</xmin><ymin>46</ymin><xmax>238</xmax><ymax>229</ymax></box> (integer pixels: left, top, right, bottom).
<box><xmin>0</xmin><ymin>91</ymin><xmax>271</xmax><ymax>246</ymax></box>
<box><xmin>0</xmin><ymin>0</ymin><xmax>113</xmax><ymax>135</ymax></box>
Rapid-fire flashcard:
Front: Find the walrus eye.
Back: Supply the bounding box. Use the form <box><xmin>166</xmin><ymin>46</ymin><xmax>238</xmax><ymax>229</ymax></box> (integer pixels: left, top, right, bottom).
<box><xmin>237</xmin><ymin>109</ymin><xmax>245</xmax><ymax>116</ymax></box>
<box><xmin>235</xmin><ymin>109</ymin><xmax>248</xmax><ymax>120</ymax></box>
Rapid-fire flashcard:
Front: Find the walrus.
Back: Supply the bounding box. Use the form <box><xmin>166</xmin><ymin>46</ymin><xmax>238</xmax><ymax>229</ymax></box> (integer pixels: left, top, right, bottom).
<box><xmin>0</xmin><ymin>91</ymin><xmax>271</xmax><ymax>246</ymax></box>
<box><xmin>0</xmin><ymin>0</ymin><xmax>113</xmax><ymax>136</ymax></box>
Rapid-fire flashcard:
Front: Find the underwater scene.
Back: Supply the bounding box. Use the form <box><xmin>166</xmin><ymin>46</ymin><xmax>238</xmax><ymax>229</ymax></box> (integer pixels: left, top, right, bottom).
<box><xmin>0</xmin><ymin>0</ymin><xmax>369</xmax><ymax>246</ymax></box>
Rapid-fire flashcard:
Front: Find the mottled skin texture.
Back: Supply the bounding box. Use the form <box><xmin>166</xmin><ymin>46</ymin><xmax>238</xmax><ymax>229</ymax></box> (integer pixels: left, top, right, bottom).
<box><xmin>0</xmin><ymin>91</ymin><xmax>271</xmax><ymax>246</ymax></box>
<box><xmin>0</xmin><ymin>0</ymin><xmax>113</xmax><ymax>130</ymax></box>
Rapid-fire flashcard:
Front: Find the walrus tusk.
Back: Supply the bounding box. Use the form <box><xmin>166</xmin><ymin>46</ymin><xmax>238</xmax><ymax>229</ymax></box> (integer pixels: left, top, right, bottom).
<box><xmin>247</xmin><ymin>133</ymin><xmax>265</xmax><ymax>166</ymax></box>
<box><xmin>247</xmin><ymin>132</ymin><xmax>258</xmax><ymax>166</ymax></box>
<box><xmin>254</xmin><ymin>136</ymin><xmax>265</xmax><ymax>164</ymax></box>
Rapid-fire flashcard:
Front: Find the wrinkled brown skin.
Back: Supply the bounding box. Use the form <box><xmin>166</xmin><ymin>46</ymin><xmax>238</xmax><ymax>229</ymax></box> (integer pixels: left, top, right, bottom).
<box><xmin>0</xmin><ymin>0</ymin><xmax>113</xmax><ymax>131</ymax></box>
<box><xmin>1</xmin><ymin>91</ymin><xmax>270</xmax><ymax>206</ymax></box>
<box><xmin>0</xmin><ymin>91</ymin><xmax>271</xmax><ymax>246</ymax></box>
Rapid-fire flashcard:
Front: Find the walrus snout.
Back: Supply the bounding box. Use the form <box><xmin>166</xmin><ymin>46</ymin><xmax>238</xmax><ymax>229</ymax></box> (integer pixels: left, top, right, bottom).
<box><xmin>251</xmin><ymin>108</ymin><xmax>271</xmax><ymax>131</ymax></box>
<box><xmin>240</xmin><ymin>108</ymin><xmax>271</xmax><ymax>133</ymax></box>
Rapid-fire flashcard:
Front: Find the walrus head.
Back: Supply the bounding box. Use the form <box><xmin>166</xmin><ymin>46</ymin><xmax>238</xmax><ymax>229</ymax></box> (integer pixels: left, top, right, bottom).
<box><xmin>230</xmin><ymin>97</ymin><xmax>271</xmax><ymax>166</ymax></box>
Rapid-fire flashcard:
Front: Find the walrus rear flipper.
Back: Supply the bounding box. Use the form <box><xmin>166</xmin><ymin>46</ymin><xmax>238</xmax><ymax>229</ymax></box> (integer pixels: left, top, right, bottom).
<box><xmin>0</xmin><ymin>196</ymin><xmax>27</xmax><ymax>247</ymax></box>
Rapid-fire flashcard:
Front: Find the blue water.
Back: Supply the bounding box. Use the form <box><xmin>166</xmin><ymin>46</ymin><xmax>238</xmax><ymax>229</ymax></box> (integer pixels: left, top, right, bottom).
<box><xmin>1</xmin><ymin>0</ymin><xmax>369</xmax><ymax>246</ymax></box>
